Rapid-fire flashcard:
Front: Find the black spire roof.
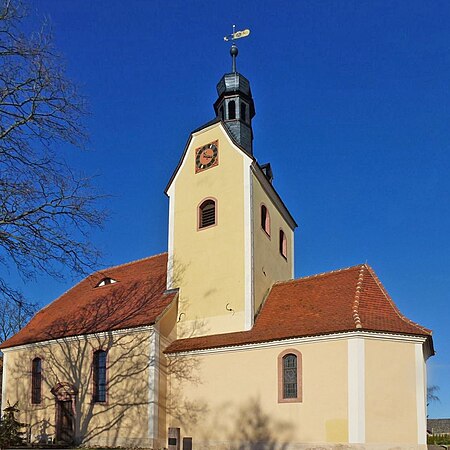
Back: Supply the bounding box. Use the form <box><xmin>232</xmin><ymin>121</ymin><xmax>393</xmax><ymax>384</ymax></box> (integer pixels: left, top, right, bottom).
<box><xmin>213</xmin><ymin>44</ymin><xmax>255</xmax><ymax>154</ymax></box>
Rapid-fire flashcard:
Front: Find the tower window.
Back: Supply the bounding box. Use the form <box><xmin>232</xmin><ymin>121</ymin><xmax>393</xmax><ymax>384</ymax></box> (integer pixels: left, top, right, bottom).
<box><xmin>278</xmin><ymin>349</ymin><xmax>302</xmax><ymax>403</ymax></box>
<box><xmin>261</xmin><ymin>205</ymin><xmax>271</xmax><ymax>236</ymax></box>
<box><xmin>93</xmin><ymin>350</ymin><xmax>107</xmax><ymax>403</ymax></box>
<box><xmin>279</xmin><ymin>230</ymin><xmax>287</xmax><ymax>259</ymax></box>
<box><xmin>228</xmin><ymin>100</ymin><xmax>236</xmax><ymax>120</ymax></box>
<box><xmin>31</xmin><ymin>357</ymin><xmax>42</xmax><ymax>404</ymax></box>
<box><xmin>240</xmin><ymin>103</ymin><xmax>247</xmax><ymax>122</ymax></box>
<box><xmin>219</xmin><ymin>106</ymin><xmax>224</xmax><ymax>119</ymax></box>
<box><xmin>198</xmin><ymin>199</ymin><xmax>217</xmax><ymax>229</ymax></box>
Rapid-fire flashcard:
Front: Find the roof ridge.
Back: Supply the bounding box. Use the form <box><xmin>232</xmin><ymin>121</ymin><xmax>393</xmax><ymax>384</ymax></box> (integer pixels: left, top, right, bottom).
<box><xmin>94</xmin><ymin>252</ymin><xmax>168</xmax><ymax>274</ymax></box>
<box><xmin>39</xmin><ymin>252</ymin><xmax>168</xmax><ymax>314</ymax></box>
<box><xmin>274</xmin><ymin>263</ymin><xmax>366</xmax><ymax>286</ymax></box>
<box><xmin>364</xmin><ymin>265</ymin><xmax>430</xmax><ymax>334</ymax></box>
<box><xmin>352</xmin><ymin>265</ymin><xmax>365</xmax><ymax>329</ymax></box>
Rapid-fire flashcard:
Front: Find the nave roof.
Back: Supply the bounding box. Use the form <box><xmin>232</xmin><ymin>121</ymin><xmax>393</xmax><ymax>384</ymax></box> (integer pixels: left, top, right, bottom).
<box><xmin>0</xmin><ymin>253</ymin><xmax>175</xmax><ymax>349</ymax></box>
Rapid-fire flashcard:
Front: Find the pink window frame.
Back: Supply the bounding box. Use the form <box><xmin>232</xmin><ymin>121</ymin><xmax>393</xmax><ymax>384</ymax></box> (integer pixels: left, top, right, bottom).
<box><xmin>30</xmin><ymin>355</ymin><xmax>44</xmax><ymax>405</ymax></box>
<box><xmin>261</xmin><ymin>204</ymin><xmax>271</xmax><ymax>238</ymax></box>
<box><xmin>279</xmin><ymin>229</ymin><xmax>287</xmax><ymax>259</ymax></box>
<box><xmin>91</xmin><ymin>348</ymin><xmax>109</xmax><ymax>405</ymax></box>
<box><xmin>278</xmin><ymin>349</ymin><xmax>302</xmax><ymax>403</ymax></box>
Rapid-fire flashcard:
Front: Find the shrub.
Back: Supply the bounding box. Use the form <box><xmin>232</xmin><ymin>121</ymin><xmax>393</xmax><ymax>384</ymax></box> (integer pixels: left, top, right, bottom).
<box><xmin>0</xmin><ymin>402</ymin><xmax>28</xmax><ymax>448</ymax></box>
<box><xmin>427</xmin><ymin>433</ymin><xmax>450</xmax><ymax>445</ymax></box>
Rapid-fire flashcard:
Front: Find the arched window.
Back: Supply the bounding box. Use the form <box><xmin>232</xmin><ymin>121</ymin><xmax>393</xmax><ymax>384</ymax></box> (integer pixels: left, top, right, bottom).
<box><xmin>198</xmin><ymin>199</ymin><xmax>216</xmax><ymax>229</ymax></box>
<box><xmin>261</xmin><ymin>205</ymin><xmax>270</xmax><ymax>236</ymax></box>
<box><xmin>31</xmin><ymin>357</ymin><xmax>42</xmax><ymax>404</ymax></box>
<box><xmin>93</xmin><ymin>350</ymin><xmax>107</xmax><ymax>403</ymax></box>
<box><xmin>240</xmin><ymin>102</ymin><xmax>247</xmax><ymax>122</ymax></box>
<box><xmin>283</xmin><ymin>354</ymin><xmax>297</xmax><ymax>398</ymax></box>
<box><xmin>279</xmin><ymin>229</ymin><xmax>287</xmax><ymax>259</ymax></box>
<box><xmin>278</xmin><ymin>349</ymin><xmax>302</xmax><ymax>403</ymax></box>
<box><xmin>228</xmin><ymin>100</ymin><xmax>236</xmax><ymax>120</ymax></box>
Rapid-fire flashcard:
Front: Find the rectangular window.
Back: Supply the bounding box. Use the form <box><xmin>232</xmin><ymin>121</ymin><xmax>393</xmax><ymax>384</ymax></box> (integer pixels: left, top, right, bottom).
<box><xmin>31</xmin><ymin>358</ymin><xmax>42</xmax><ymax>404</ymax></box>
<box><xmin>93</xmin><ymin>350</ymin><xmax>107</xmax><ymax>403</ymax></box>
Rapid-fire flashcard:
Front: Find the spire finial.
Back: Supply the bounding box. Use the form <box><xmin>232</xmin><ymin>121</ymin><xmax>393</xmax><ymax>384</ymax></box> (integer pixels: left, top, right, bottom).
<box><xmin>224</xmin><ymin>25</ymin><xmax>250</xmax><ymax>73</ymax></box>
<box><xmin>230</xmin><ymin>43</ymin><xmax>238</xmax><ymax>72</ymax></box>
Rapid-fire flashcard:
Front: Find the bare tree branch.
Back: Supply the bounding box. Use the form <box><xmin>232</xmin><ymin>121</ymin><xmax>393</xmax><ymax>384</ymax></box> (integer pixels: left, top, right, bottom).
<box><xmin>0</xmin><ymin>0</ymin><xmax>105</xmax><ymax>312</ymax></box>
<box><xmin>0</xmin><ymin>295</ymin><xmax>37</xmax><ymax>343</ymax></box>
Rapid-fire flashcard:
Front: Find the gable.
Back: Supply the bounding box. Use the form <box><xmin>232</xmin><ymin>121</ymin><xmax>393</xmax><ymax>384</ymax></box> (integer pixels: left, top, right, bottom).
<box><xmin>165</xmin><ymin>119</ymin><xmax>254</xmax><ymax>195</ymax></box>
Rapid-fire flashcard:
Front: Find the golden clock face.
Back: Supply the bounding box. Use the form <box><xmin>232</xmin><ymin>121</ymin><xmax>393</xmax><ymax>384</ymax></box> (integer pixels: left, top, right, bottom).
<box><xmin>195</xmin><ymin>141</ymin><xmax>219</xmax><ymax>173</ymax></box>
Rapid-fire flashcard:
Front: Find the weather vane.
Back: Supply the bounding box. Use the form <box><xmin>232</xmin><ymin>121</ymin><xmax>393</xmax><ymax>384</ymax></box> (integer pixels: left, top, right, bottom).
<box><xmin>224</xmin><ymin>25</ymin><xmax>250</xmax><ymax>73</ymax></box>
<box><xmin>223</xmin><ymin>24</ymin><xmax>250</xmax><ymax>42</ymax></box>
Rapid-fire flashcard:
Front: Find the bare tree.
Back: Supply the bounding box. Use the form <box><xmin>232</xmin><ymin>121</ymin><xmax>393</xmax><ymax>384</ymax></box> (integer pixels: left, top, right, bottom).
<box><xmin>0</xmin><ymin>296</ymin><xmax>37</xmax><ymax>344</ymax></box>
<box><xmin>0</xmin><ymin>0</ymin><xmax>105</xmax><ymax>307</ymax></box>
<box><xmin>427</xmin><ymin>385</ymin><xmax>440</xmax><ymax>406</ymax></box>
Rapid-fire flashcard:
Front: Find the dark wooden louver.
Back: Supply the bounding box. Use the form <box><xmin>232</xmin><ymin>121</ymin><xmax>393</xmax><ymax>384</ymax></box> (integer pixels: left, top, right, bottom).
<box><xmin>200</xmin><ymin>200</ymin><xmax>216</xmax><ymax>228</ymax></box>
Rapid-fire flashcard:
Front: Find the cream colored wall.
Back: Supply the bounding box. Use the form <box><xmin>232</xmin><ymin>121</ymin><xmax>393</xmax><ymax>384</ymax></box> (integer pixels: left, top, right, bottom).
<box><xmin>365</xmin><ymin>338</ymin><xmax>418</xmax><ymax>444</ymax></box>
<box><xmin>166</xmin><ymin>339</ymin><xmax>348</xmax><ymax>447</ymax></box>
<box><xmin>169</xmin><ymin>123</ymin><xmax>249</xmax><ymax>336</ymax></box>
<box><xmin>252</xmin><ymin>173</ymin><xmax>294</xmax><ymax>315</ymax></box>
<box><xmin>3</xmin><ymin>329</ymin><xmax>154</xmax><ymax>447</ymax></box>
<box><xmin>159</xmin><ymin>300</ymin><xmax>178</xmax><ymax>341</ymax></box>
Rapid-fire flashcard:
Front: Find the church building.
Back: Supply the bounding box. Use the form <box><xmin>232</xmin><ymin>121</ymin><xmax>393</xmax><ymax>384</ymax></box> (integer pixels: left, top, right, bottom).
<box><xmin>0</xmin><ymin>43</ymin><xmax>434</xmax><ymax>450</ymax></box>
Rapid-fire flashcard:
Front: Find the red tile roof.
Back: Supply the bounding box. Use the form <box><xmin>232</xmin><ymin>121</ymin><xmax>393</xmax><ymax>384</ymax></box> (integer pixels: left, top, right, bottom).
<box><xmin>165</xmin><ymin>264</ymin><xmax>432</xmax><ymax>353</ymax></box>
<box><xmin>0</xmin><ymin>253</ymin><xmax>176</xmax><ymax>349</ymax></box>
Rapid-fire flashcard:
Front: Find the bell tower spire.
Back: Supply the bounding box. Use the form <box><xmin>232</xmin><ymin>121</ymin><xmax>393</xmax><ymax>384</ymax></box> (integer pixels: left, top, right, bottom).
<box><xmin>214</xmin><ymin>27</ymin><xmax>255</xmax><ymax>154</ymax></box>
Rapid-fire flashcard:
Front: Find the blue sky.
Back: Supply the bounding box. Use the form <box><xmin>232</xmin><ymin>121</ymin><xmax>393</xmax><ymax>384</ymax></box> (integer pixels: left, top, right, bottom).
<box><xmin>19</xmin><ymin>0</ymin><xmax>450</xmax><ymax>417</ymax></box>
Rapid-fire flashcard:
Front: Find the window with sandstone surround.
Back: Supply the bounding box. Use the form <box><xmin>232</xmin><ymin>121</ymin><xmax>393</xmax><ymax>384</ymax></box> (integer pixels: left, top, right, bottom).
<box><xmin>261</xmin><ymin>204</ymin><xmax>271</xmax><ymax>237</ymax></box>
<box><xmin>31</xmin><ymin>357</ymin><xmax>42</xmax><ymax>404</ymax></box>
<box><xmin>278</xmin><ymin>349</ymin><xmax>302</xmax><ymax>403</ymax></box>
<box><xmin>93</xmin><ymin>350</ymin><xmax>107</xmax><ymax>403</ymax></box>
<box><xmin>279</xmin><ymin>229</ymin><xmax>287</xmax><ymax>259</ymax></box>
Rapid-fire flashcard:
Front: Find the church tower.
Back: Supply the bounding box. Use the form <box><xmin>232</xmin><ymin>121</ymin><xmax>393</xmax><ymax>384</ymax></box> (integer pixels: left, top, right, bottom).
<box><xmin>166</xmin><ymin>44</ymin><xmax>297</xmax><ymax>338</ymax></box>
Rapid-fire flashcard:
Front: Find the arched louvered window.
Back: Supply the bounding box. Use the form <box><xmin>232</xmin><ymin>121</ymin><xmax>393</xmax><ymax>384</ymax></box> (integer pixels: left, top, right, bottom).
<box><xmin>240</xmin><ymin>102</ymin><xmax>247</xmax><ymax>122</ymax></box>
<box><xmin>279</xmin><ymin>229</ymin><xmax>287</xmax><ymax>259</ymax></box>
<box><xmin>31</xmin><ymin>357</ymin><xmax>42</xmax><ymax>404</ymax></box>
<box><xmin>261</xmin><ymin>205</ymin><xmax>270</xmax><ymax>236</ymax></box>
<box><xmin>278</xmin><ymin>349</ymin><xmax>302</xmax><ymax>403</ymax></box>
<box><xmin>198</xmin><ymin>199</ymin><xmax>217</xmax><ymax>229</ymax></box>
<box><xmin>93</xmin><ymin>350</ymin><xmax>107</xmax><ymax>403</ymax></box>
<box><xmin>228</xmin><ymin>100</ymin><xmax>236</xmax><ymax>120</ymax></box>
